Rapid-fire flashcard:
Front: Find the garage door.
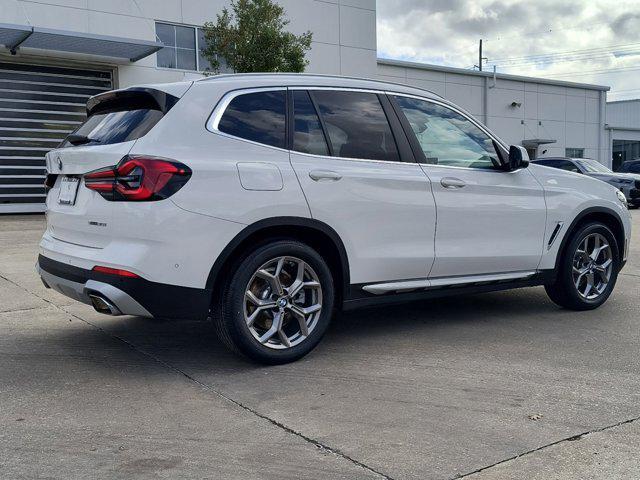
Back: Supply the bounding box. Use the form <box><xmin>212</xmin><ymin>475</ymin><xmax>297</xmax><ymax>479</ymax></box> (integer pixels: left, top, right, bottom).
<box><xmin>0</xmin><ymin>62</ymin><xmax>113</xmax><ymax>213</ymax></box>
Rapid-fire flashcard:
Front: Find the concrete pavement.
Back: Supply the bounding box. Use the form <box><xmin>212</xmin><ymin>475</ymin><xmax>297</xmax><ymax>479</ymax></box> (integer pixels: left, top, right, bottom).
<box><xmin>1</xmin><ymin>212</ymin><xmax>639</xmax><ymax>479</ymax></box>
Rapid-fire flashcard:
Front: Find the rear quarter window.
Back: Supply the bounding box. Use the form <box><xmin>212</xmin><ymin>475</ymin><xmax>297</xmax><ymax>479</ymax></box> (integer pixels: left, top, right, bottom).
<box><xmin>217</xmin><ymin>90</ymin><xmax>286</xmax><ymax>149</ymax></box>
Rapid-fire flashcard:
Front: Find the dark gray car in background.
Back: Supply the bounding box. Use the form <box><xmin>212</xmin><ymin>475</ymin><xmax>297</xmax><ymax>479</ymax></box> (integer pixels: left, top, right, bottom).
<box><xmin>532</xmin><ymin>157</ymin><xmax>640</xmax><ymax>208</ymax></box>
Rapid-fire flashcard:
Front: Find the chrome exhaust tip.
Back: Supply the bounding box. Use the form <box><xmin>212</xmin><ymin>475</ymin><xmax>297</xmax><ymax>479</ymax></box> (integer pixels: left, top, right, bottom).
<box><xmin>88</xmin><ymin>293</ymin><xmax>121</xmax><ymax>316</ymax></box>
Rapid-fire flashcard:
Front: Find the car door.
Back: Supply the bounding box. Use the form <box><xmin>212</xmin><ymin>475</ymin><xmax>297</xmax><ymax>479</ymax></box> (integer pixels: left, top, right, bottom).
<box><xmin>288</xmin><ymin>88</ymin><xmax>436</xmax><ymax>285</ymax></box>
<box><xmin>391</xmin><ymin>94</ymin><xmax>547</xmax><ymax>278</ymax></box>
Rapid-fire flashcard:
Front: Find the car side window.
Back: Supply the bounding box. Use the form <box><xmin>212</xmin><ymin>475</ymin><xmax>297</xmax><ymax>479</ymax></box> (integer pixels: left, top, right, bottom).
<box><xmin>393</xmin><ymin>95</ymin><xmax>501</xmax><ymax>169</ymax></box>
<box><xmin>534</xmin><ymin>160</ymin><xmax>555</xmax><ymax>167</ymax></box>
<box><xmin>311</xmin><ymin>90</ymin><xmax>400</xmax><ymax>162</ymax></box>
<box><xmin>218</xmin><ymin>90</ymin><xmax>286</xmax><ymax>149</ymax></box>
<box><xmin>557</xmin><ymin>160</ymin><xmax>580</xmax><ymax>173</ymax></box>
<box><xmin>292</xmin><ymin>90</ymin><xmax>329</xmax><ymax>156</ymax></box>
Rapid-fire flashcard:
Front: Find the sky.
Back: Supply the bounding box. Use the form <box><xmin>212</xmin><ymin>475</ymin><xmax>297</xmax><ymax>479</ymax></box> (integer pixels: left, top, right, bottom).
<box><xmin>377</xmin><ymin>0</ymin><xmax>640</xmax><ymax>101</ymax></box>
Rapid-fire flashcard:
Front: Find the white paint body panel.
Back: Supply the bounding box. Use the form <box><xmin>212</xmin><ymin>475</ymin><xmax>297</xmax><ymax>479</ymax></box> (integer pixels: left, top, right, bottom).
<box><xmin>423</xmin><ymin>165</ymin><xmax>547</xmax><ymax>277</ymax></box>
<box><xmin>290</xmin><ymin>152</ymin><xmax>436</xmax><ymax>284</ymax></box>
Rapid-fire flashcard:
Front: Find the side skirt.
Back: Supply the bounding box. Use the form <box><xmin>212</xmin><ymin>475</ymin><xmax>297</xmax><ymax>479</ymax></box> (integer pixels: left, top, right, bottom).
<box><xmin>342</xmin><ymin>270</ymin><xmax>556</xmax><ymax>311</ymax></box>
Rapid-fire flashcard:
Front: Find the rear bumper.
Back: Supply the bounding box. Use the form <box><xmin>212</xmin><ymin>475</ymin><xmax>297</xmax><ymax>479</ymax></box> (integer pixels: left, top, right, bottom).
<box><xmin>37</xmin><ymin>255</ymin><xmax>211</xmax><ymax>320</ymax></box>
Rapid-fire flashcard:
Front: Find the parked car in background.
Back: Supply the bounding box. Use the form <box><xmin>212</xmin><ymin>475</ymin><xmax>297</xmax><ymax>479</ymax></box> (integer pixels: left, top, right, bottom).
<box><xmin>37</xmin><ymin>75</ymin><xmax>632</xmax><ymax>364</ymax></box>
<box><xmin>620</xmin><ymin>159</ymin><xmax>640</xmax><ymax>175</ymax></box>
<box><xmin>533</xmin><ymin>157</ymin><xmax>640</xmax><ymax>208</ymax></box>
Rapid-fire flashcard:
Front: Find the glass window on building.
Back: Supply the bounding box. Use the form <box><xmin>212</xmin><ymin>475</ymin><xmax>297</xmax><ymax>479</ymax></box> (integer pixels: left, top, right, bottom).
<box><xmin>612</xmin><ymin>140</ymin><xmax>640</xmax><ymax>171</ymax></box>
<box><xmin>565</xmin><ymin>148</ymin><xmax>584</xmax><ymax>158</ymax></box>
<box><xmin>156</xmin><ymin>22</ymin><xmax>232</xmax><ymax>73</ymax></box>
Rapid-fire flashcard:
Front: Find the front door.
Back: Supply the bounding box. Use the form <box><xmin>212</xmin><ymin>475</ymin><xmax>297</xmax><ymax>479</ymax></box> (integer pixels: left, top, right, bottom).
<box><xmin>289</xmin><ymin>89</ymin><xmax>436</xmax><ymax>285</ymax></box>
<box><xmin>392</xmin><ymin>95</ymin><xmax>547</xmax><ymax>278</ymax></box>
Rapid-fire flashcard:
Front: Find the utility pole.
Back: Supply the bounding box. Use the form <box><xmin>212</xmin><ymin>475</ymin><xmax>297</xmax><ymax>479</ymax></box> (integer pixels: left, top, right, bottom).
<box><xmin>478</xmin><ymin>39</ymin><xmax>483</xmax><ymax>71</ymax></box>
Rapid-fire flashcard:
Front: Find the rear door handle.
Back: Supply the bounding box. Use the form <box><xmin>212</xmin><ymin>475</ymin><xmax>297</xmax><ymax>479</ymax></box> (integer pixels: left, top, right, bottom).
<box><xmin>309</xmin><ymin>170</ymin><xmax>342</xmax><ymax>182</ymax></box>
<box><xmin>440</xmin><ymin>177</ymin><xmax>466</xmax><ymax>189</ymax></box>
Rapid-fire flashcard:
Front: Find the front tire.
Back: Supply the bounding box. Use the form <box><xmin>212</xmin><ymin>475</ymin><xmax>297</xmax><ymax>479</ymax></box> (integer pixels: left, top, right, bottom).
<box><xmin>213</xmin><ymin>240</ymin><xmax>335</xmax><ymax>364</ymax></box>
<box><xmin>545</xmin><ymin>222</ymin><xmax>620</xmax><ymax>310</ymax></box>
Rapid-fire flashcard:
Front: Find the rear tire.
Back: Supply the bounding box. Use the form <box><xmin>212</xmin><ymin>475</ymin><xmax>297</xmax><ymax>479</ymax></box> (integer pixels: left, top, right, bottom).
<box><xmin>545</xmin><ymin>222</ymin><xmax>619</xmax><ymax>310</ymax></box>
<box><xmin>212</xmin><ymin>240</ymin><xmax>335</xmax><ymax>364</ymax></box>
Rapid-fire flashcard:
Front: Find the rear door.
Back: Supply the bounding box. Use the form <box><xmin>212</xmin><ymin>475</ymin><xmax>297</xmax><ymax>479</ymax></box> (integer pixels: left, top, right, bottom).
<box><xmin>45</xmin><ymin>88</ymin><xmax>178</xmax><ymax>248</ymax></box>
<box><xmin>391</xmin><ymin>94</ymin><xmax>546</xmax><ymax>278</ymax></box>
<box><xmin>289</xmin><ymin>89</ymin><xmax>436</xmax><ymax>285</ymax></box>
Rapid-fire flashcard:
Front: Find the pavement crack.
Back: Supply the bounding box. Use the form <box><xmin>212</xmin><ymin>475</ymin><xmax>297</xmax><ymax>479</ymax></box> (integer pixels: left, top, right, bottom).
<box><xmin>452</xmin><ymin>415</ymin><xmax>640</xmax><ymax>479</ymax></box>
<box><xmin>0</xmin><ymin>271</ymin><xmax>394</xmax><ymax>480</ymax></box>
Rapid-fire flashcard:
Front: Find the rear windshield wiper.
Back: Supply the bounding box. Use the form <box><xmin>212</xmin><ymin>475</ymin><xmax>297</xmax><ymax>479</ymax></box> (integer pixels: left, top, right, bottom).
<box><xmin>66</xmin><ymin>133</ymin><xmax>100</xmax><ymax>146</ymax></box>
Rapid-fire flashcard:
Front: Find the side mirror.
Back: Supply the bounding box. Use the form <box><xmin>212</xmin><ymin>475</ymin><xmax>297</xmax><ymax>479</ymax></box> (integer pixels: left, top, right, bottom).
<box><xmin>506</xmin><ymin>145</ymin><xmax>530</xmax><ymax>171</ymax></box>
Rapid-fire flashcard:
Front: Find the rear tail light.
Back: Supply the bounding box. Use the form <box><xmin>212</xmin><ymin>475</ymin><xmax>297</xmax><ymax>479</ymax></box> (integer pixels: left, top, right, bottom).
<box><xmin>84</xmin><ymin>155</ymin><xmax>191</xmax><ymax>201</ymax></box>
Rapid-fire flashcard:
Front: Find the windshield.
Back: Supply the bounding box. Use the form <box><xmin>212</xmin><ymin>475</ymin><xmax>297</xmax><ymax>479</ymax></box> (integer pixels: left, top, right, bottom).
<box><xmin>576</xmin><ymin>159</ymin><xmax>612</xmax><ymax>174</ymax></box>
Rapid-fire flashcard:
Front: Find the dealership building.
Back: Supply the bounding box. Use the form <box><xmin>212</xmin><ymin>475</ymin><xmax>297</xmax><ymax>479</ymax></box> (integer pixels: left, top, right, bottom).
<box><xmin>0</xmin><ymin>0</ymin><xmax>622</xmax><ymax>213</ymax></box>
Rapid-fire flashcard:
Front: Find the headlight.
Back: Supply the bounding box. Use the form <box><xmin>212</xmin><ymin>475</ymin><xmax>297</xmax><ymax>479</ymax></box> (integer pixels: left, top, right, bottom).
<box><xmin>616</xmin><ymin>189</ymin><xmax>628</xmax><ymax>207</ymax></box>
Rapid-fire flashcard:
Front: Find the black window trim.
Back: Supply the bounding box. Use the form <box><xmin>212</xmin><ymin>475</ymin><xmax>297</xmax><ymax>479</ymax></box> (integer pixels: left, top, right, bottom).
<box><xmin>388</xmin><ymin>92</ymin><xmax>512</xmax><ymax>172</ymax></box>
<box><xmin>305</xmin><ymin>90</ymin><xmax>334</xmax><ymax>156</ymax></box>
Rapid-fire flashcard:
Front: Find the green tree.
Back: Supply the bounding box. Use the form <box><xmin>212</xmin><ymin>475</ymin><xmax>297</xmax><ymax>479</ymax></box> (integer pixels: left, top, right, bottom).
<box><xmin>201</xmin><ymin>0</ymin><xmax>313</xmax><ymax>74</ymax></box>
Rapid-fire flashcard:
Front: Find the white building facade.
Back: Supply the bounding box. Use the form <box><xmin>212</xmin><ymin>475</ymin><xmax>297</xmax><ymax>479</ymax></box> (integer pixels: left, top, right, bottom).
<box><xmin>0</xmin><ymin>0</ymin><xmax>609</xmax><ymax>212</ymax></box>
<box><xmin>606</xmin><ymin>99</ymin><xmax>640</xmax><ymax>171</ymax></box>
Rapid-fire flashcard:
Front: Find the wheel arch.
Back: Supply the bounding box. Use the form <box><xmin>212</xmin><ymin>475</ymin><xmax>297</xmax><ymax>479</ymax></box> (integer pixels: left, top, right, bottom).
<box><xmin>206</xmin><ymin>217</ymin><xmax>350</xmax><ymax>304</ymax></box>
<box><xmin>554</xmin><ymin>206</ymin><xmax>626</xmax><ymax>271</ymax></box>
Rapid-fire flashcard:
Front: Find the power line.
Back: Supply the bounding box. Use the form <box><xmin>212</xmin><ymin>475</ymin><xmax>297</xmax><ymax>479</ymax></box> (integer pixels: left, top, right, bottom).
<box><xmin>483</xmin><ymin>19</ymin><xmax>616</xmax><ymax>44</ymax></box>
<box><xmin>489</xmin><ymin>42</ymin><xmax>640</xmax><ymax>64</ymax></box>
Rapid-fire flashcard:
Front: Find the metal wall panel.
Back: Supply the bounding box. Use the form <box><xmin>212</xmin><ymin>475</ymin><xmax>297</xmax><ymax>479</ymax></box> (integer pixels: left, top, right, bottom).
<box><xmin>0</xmin><ymin>61</ymin><xmax>112</xmax><ymax>213</ymax></box>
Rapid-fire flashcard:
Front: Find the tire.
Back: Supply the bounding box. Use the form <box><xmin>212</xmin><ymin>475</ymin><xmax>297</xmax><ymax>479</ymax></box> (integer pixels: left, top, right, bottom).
<box><xmin>544</xmin><ymin>222</ymin><xmax>620</xmax><ymax>311</ymax></box>
<box><xmin>212</xmin><ymin>239</ymin><xmax>335</xmax><ymax>364</ymax></box>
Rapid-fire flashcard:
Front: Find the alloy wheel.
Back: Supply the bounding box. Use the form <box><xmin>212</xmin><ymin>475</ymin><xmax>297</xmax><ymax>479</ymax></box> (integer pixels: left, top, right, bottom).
<box><xmin>244</xmin><ymin>256</ymin><xmax>323</xmax><ymax>349</ymax></box>
<box><xmin>572</xmin><ymin>233</ymin><xmax>613</xmax><ymax>300</ymax></box>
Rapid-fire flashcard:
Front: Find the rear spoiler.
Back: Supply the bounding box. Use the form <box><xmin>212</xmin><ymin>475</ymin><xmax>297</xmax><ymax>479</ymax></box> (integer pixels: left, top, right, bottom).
<box><xmin>86</xmin><ymin>87</ymin><xmax>180</xmax><ymax>117</ymax></box>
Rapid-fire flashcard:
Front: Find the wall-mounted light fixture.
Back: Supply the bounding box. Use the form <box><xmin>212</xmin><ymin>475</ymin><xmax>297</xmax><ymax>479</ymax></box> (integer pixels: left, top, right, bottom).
<box><xmin>510</xmin><ymin>101</ymin><xmax>522</xmax><ymax>108</ymax></box>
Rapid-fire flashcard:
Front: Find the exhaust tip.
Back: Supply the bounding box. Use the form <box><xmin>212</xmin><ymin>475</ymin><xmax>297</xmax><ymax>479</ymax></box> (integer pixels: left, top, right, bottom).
<box><xmin>88</xmin><ymin>293</ymin><xmax>121</xmax><ymax>315</ymax></box>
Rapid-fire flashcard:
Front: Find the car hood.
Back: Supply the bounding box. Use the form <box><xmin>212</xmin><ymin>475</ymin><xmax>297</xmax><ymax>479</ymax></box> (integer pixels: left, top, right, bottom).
<box><xmin>587</xmin><ymin>172</ymin><xmax>640</xmax><ymax>182</ymax></box>
<box><xmin>528</xmin><ymin>163</ymin><xmax>621</xmax><ymax>199</ymax></box>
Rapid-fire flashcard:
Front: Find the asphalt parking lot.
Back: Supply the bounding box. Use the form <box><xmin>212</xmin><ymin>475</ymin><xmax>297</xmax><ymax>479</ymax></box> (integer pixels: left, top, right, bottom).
<box><xmin>1</xmin><ymin>212</ymin><xmax>640</xmax><ymax>480</ymax></box>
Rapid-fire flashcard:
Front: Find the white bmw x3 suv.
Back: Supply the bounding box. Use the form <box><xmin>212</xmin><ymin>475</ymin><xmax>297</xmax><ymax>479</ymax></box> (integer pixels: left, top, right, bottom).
<box><xmin>38</xmin><ymin>74</ymin><xmax>631</xmax><ymax>364</ymax></box>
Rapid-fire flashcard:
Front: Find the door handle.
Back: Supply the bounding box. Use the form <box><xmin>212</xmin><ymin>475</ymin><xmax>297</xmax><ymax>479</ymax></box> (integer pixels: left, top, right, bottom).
<box><xmin>440</xmin><ymin>177</ymin><xmax>466</xmax><ymax>189</ymax></box>
<box><xmin>309</xmin><ymin>170</ymin><xmax>342</xmax><ymax>182</ymax></box>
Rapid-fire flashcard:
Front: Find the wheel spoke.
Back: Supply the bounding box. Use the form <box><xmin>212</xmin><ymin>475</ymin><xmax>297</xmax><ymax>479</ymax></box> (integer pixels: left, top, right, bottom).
<box><xmin>583</xmin><ymin>272</ymin><xmax>595</xmax><ymax>298</ymax></box>
<box><xmin>256</xmin><ymin>268</ymin><xmax>284</xmax><ymax>296</ymax></box>
<box><xmin>245</xmin><ymin>290</ymin><xmax>275</xmax><ymax>308</ymax></box>
<box><xmin>573</xmin><ymin>265</ymin><xmax>589</xmax><ymax>276</ymax></box>
<box><xmin>594</xmin><ymin>259</ymin><xmax>612</xmax><ymax>283</ymax></box>
<box><xmin>289</xmin><ymin>305</ymin><xmax>310</xmax><ymax>336</ymax></box>
<box><xmin>277</xmin><ymin>327</ymin><xmax>291</xmax><ymax>347</ymax></box>
<box><xmin>590</xmin><ymin>243</ymin><xmax>609</xmax><ymax>262</ymax></box>
<box><xmin>258</xmin><ymin>311</ymin><xmax>282</xmax><ymax>344</ymax></box>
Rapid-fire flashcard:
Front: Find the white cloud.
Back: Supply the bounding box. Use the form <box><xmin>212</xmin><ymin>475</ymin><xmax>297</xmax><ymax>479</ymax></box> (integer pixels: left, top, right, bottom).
<box><xmin>377</xmin><ymin>0</ymin><xmax>640</xmax><ymax>100</ymax></box>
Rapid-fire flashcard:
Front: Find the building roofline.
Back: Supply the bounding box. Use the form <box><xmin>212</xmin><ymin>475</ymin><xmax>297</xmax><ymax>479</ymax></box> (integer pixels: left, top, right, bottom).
<box><xmin>607</xmin><ymin>98</ymin><xmax>640</xmax><ymax>104</ymax></box>
<box><xmin>377</xmin><ymin>58</ymin><xmax>611</xmax><ymax>92</ymax></box>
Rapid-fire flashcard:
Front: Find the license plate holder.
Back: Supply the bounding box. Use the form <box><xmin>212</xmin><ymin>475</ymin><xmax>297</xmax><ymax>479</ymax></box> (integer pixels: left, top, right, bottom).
<box><xmin>58</xmin><ymin>176</ymin><xmax>80</xmax><ymax>205</ymax></box>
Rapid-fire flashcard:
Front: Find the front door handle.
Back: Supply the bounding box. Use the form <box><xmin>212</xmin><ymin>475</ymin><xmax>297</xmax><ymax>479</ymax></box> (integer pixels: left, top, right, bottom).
<box><xmin>440</xmin><ymin>177</ymin><xmax>466</xmax><ymax>189</ymax></box>
<box><xmin>309</xmin><ymin>170</ymin><xmax>342</xmax><ymax>182</ymax></box>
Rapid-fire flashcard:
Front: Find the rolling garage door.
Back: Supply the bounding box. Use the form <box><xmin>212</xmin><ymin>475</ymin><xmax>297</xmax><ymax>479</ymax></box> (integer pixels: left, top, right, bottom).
<box><xmin>0</xmin><ymin>62</ymin><xmax>113</xmax><ymax>213</ymax></box>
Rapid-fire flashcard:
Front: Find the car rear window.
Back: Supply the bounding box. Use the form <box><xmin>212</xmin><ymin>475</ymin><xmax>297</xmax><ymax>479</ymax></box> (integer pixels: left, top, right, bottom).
<box><xmin>218</xmin><ymin>90</ymin><xmax>286</xmax><ymax>149</ymax></box>
<box><xmin>62</xmin><ymin>108</ymin><xmax>164</xmax><ymax>147</ymax></box>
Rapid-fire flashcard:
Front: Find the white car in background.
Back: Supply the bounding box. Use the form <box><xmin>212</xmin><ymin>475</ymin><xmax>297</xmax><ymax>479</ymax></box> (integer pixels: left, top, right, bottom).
<box><xmin>37</xmin><ymin>74</ymin><xmax>631</xmax><ymax>364</ymax></box>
